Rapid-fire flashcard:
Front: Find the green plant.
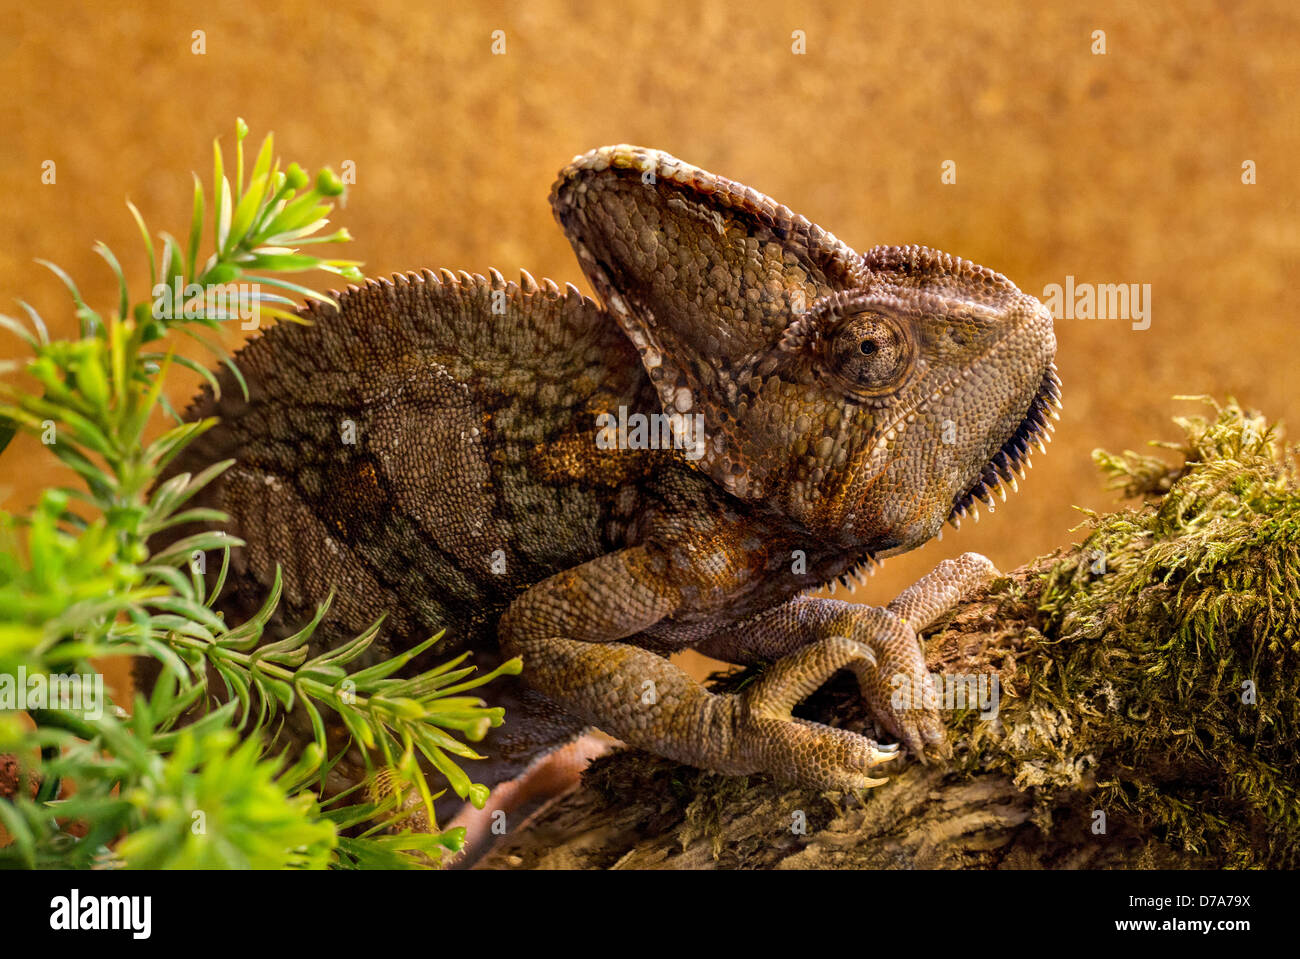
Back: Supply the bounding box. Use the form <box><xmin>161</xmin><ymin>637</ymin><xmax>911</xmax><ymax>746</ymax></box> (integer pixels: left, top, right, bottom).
<box><xmin>0</xmin><ymin>119</ymin><xmax>518</xmax><ymax>869</ymax></box>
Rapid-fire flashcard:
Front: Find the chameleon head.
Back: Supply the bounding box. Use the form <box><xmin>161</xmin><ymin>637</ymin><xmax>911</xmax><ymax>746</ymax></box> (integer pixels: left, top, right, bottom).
<box><xmin>783</xmin><ymin>245</ymin><xmax>1060</xmax><ymax>553</ymax></box>
<box><xmin>551</xmin><ymin>145</ymin><xmax>1059</xmax><ymax>555</ymax></box>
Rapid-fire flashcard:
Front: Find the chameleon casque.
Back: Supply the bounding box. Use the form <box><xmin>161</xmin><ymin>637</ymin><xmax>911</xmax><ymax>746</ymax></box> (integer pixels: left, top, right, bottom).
<box><xmin>147</xmin><ymin>145</ymin><xmax>1060</xmax><ymax>814</ymax></box>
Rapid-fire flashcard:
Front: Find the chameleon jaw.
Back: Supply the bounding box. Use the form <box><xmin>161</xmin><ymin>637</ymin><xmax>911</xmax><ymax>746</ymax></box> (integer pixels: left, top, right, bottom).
<box><xmin>947</xmin><ymin>362</ymin><xmax>1062</xmax><ymax>528</ymax></box>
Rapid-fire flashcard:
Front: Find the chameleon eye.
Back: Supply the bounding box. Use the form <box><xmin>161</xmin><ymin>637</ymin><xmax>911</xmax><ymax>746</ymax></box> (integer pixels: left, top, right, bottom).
<box><xmin>828</xmin><ymin>311</ymin><xmax>913</xmax><ymax>397</ymax></box>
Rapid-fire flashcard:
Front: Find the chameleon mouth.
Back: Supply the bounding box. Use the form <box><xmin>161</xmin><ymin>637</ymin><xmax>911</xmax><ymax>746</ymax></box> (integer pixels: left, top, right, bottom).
<box><xmin>947</xmin><ymin>362</ymin><xmax>1062</xmax><ymax>527</ymax></box>
<box><xmin>823</xmin><ymin>364</ymin><xmax>1060</xmax><ymax>596</ymax></box>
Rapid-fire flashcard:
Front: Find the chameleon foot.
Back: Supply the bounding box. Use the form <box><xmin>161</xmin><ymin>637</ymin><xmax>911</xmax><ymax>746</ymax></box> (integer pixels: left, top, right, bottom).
<box><xmin>840</xmin><ymin>552</ymin><xmax>999</xmax><ymax>759</ymax></box>
<box><xmin>736</xmin><ymin>634</ymin><xmax>903</xmax><ymax>790</ymax></box>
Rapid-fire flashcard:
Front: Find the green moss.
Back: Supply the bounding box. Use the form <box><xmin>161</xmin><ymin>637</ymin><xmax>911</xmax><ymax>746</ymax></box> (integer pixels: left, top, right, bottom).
<box><xmin>1022</xmin><ymin>397</ymin><xmax>1300</xmax><ymax>866</ymax></box>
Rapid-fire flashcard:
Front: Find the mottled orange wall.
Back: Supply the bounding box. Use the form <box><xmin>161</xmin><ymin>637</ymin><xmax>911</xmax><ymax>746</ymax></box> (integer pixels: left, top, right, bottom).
<box><xmin>1</xmin><ymin>1</ymin><xmax>1297</xmax><ymax>692</ymax></box>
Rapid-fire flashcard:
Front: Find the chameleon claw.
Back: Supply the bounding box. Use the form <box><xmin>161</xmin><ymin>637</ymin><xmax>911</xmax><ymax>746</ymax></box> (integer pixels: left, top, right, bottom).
<box><xmin>867</xmin><ymin>744</ymin><xmax>901</xmax><ymax>766</ymax></box>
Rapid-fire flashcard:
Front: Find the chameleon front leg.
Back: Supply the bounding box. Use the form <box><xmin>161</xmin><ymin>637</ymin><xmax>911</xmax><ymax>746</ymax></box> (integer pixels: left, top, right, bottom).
<box><xmin>497</xmin><ymin>546</ymin><xmax>900</xmax><ymax>790</ymax></box>
<box><xmin>697</xmin><ymin>553</ymin><xmax>998</xmax><ymax>757</ymax></box>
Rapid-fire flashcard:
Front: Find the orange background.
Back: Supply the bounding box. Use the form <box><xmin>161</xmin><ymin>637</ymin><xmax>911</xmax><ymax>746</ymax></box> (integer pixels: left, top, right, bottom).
<box><xmin>1</xmin><ymin>0</ymin><xmax>1297</xmax><ymax>694</ymax></box>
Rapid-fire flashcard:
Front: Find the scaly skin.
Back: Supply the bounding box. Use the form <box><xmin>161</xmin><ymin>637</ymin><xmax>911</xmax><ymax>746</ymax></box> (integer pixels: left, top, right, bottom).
<box><xmin>147</xmin><ymin>145</ymin><xmax>1060</xmax><ymax>801</ymax></box>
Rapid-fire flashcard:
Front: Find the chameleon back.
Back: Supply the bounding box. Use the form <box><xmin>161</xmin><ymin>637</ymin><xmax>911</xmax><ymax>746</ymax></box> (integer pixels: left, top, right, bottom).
<box><xmin>159</xmin><ymin>271</ymin><xmax>652</xmax><ymax>660</ymax></box>
<box><xmin>143</xmin><ymin>270</ymin><xmax>662</xmax><ymax>791</ymax></box>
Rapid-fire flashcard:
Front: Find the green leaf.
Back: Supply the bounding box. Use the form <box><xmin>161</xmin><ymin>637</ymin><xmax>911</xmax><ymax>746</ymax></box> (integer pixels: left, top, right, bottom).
<box><xmin>243</xmin><ymin>274</ymin><xmax>336</xmax><ymax>307</ymax></box>
<box><xmin>241</xmin><ymin>252</ymin><xmax>324</xmax><ymax>272</ymax></box>
<box><xmin>219</xmin><ymin>565</ymin><xmax>284</xmax><ymax>649</ymax></box>
<box><xmin>228</xmin><ymin>173</ymin><xmax>271</xmax><ymax>252</ymax></box>
<box><xmin>186</xmin><ymin>174</ymin><xmax>204</xmax><ymax>283</ymax></box>
<box><xmin>125</xmin><ymin>199</ymin><xmax>157</xmax><ymax>292</ymax></box>
<box><xmin>92</xmin><ymin>241</ymin><xmax>129</xmax><ymax>322</ymax></box>
<box><xmin>0</xmin><ymin>311</ymin><xmax>39</xmax><ymax>349</ymax></box>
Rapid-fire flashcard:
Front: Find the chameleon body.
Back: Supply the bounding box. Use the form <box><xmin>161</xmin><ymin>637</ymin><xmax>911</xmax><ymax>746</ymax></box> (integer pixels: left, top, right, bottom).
<box><xmin>150</xmin><ymin>145</ymin><xmax>1060</xmax><ymax>804</ymax></box>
